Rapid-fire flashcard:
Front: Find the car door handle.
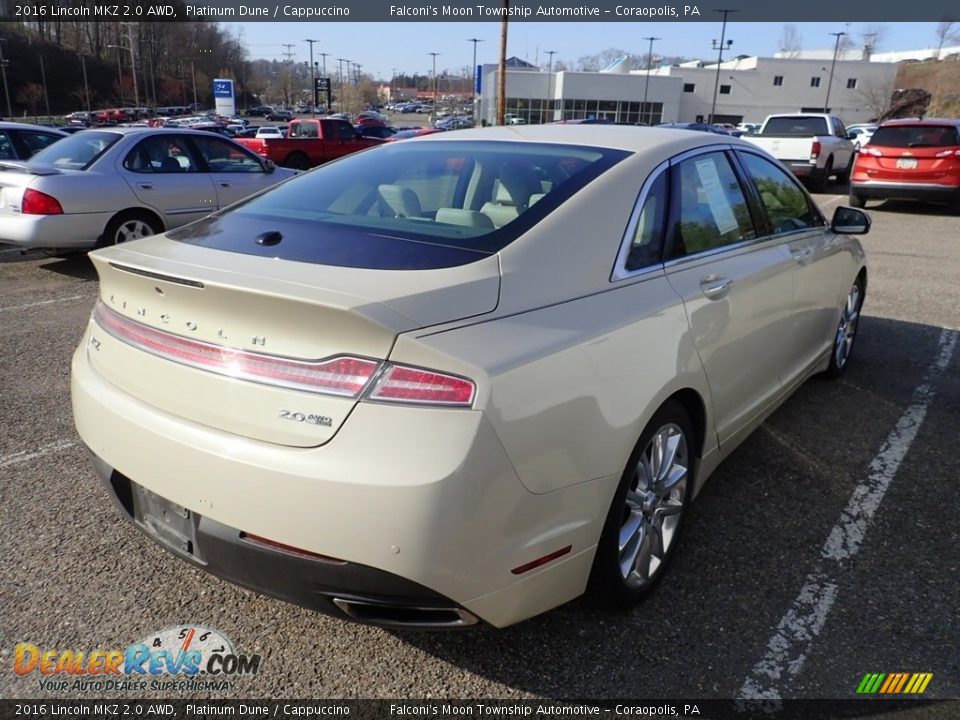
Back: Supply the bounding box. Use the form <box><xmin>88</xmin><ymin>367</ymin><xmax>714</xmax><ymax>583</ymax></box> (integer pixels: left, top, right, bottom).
<box><xmin>217</xmin><ymin>181</ymin><xmax>232</xmax><ymax>188</ymax></box>
<box><xmin>791</xmin><ymin>248</ymin><xmax>813</xmax><ymax>262</ymax></box>
<box><xmin>136</xmin><ymin>182</ymin><xmax>154</xmax><ymax>189</ymax></box>
<box><xmin>700</xmin><ymin>276</ymin><xmax>734</xmax><ymax>300</ymax></box>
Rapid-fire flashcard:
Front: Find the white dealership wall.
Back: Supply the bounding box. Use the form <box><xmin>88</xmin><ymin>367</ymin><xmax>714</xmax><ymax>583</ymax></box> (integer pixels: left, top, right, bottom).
<box><xmin>477</xmin><ymin>55</ymin><xmax>898</xmax><ymax>126</ymax></box>
<box><xmin>653</xmin><ymin>56</ymin><xmax>899</xmax><ymax>124</ymax></box>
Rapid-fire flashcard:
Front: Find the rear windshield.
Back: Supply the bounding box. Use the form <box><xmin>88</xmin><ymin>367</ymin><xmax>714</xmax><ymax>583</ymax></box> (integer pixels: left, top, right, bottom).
<box><xmin>869</xmin><ymin>125</ymin><xmax>960</xmax><ymax>148</ymax></box>
<box><xmin>761</xmin><ymin>117</ymin><xmax>829</xmax><ymax>136</ymax></box>
<box><xmin>174</xmin><ymin>140</ymin><xmax>627</xmax><ymax>264</ymax></box>
<box><xmin>27</xmin><ymin>130</ymin><xmax>120</xmax><ymax>170</ymax></box>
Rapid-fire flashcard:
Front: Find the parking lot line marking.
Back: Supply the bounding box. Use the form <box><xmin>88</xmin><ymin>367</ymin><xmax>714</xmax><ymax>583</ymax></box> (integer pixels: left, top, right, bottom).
<box><xmin>740</xmin><ymin>327</ymin><xmax>958</xmax><ymax>700</ymax></box>
<box><xmin>0</xmin><ymin>439</ymin><xmax>76</xmax><ymax>469</ymax></box>
<box><xmin>0</xmin><ymin>294</ymin><xmax>94</xmax><ymax>314</ymax></box>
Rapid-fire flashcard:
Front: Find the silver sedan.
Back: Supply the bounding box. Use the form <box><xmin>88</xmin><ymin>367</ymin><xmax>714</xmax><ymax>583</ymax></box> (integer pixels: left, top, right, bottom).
<box><xmin>0</xmin><ymin>127</ymin><xmax>297</xmax><ymax>251</ymax></box>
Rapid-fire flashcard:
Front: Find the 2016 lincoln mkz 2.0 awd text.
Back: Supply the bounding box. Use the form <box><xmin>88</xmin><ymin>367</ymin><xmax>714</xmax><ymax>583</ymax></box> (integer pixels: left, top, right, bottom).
<box><xmin>72</xmin><ymin>126</ymin><xmax>870</xmax><ymax>629</ymax></box>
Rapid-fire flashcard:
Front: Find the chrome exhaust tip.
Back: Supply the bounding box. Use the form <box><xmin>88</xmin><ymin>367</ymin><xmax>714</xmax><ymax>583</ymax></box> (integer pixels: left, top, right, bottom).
<box><xmin>331</xmin><ymin>597</ymin><xmax>479</xmax><ymax>629</ymax></box>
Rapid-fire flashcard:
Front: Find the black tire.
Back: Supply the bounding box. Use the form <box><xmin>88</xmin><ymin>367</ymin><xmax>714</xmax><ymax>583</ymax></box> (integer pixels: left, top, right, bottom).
<box><xmin>99</xmin><ymin>211</ymin><xmax>161</xmax><ymax>248</ymax></box>
<box><xmin>823</xmin><ymin>275</ymin><xmax>865</xmax><ymax>380</ymax></box>
<box><xmin>808</xmin><ymin>160</ymin><xmax>831</xmax><ymax>193</ymax></box>
<box><xmin>849</xmin><ymin>192</ymin><xmax>867</xmax><ymax>209</ymax></box>
<box><xmin>835</xmin><ymin>159</ymin><xmax>852</xmax><ymax>184</ymax></box>
<box><xmin>589</xmin><ymin>400</ymin><xmax>696</xmax><ymax>608</ymax></box>
<box><xmin>284</xmin><ymin>152</ymin><xmax>310</xmax><ymax>170</ymax></box>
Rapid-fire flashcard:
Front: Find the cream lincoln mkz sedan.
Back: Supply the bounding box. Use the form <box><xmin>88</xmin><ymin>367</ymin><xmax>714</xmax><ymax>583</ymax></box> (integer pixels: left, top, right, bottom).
<box><xmin>72</xmin><ymin>126</ymin><xmax>869</xmax><ymax>629</ymax></box>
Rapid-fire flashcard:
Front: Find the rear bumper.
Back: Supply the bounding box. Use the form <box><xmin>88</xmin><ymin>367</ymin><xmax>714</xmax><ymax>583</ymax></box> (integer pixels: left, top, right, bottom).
<box><xmin>850</xmin><ymin>181</ymin><xmax>960</xmax><ymax>201</ymax></box>
<box><xmin>92</xmin><ymin>457</ymin><xmax>479</xmax><ymax>629</ymax></box>
<box><xmin>0</xmin><ymin>211</ymin><xmax>110</xmax><ymax>249</ymax></box>
<box><xmin>782</xmin><ymin>162</ymin><xmax>818</xmax><ymax>178</ymax></box>
<box><xmin>71</xmin><ymin>334</ymin><xmax>613</xmax><ymax>628</ymax></box>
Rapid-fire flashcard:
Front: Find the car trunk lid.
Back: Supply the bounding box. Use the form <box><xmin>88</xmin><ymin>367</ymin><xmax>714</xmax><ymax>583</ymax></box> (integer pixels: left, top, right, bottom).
<box><xmin>86</xmin><ymin>236</ymin><xmax>499</xmax><ymax>447</ymax></box>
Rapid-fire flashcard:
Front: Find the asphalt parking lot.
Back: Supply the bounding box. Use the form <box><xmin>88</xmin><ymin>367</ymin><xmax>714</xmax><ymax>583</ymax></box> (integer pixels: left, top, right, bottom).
<box><xmin>1</xmin><ymin>187</ymin><xmax>958</xmax><ymax>704</ymax></box>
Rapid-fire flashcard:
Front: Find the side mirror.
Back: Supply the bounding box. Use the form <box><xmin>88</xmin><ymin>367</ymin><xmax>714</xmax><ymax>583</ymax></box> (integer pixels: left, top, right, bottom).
<box><xmin>847</xmin><ymin>131</ymin><xmax>858</xmax><ymax>140</ymax></box>
<box><xmin>831</xmin><ymin>206</ymin><xmax>871</xmax><ymax>235</ymax></box>
<box><xmin>263</xmin><ymin>159</ymin><xmax>276</xmax><ymax>174</ymax></box>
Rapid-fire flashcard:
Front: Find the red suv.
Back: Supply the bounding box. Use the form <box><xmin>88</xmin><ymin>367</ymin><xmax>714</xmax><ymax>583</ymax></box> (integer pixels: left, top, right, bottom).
<box><xmin>850</xmin><ymin>119</ymin><xmax>960</xmax><ymax>211</ymax></box>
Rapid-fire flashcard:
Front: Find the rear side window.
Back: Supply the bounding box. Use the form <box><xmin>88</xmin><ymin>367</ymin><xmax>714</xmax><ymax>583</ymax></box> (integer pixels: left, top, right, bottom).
<box><xmin>625</xmin><ymin>172</ymin><xmax>667</xmax><ymax>271</ymax></box>
<box><xmin>124</xmin><ymin>135</ymin><xmax>198</xmax><ymax>173</ymax></box>
<box><xmin>669</xmin><ymin>151</ymin><xmax>756</xmax><ymax>257</ymax></box>
<box><xmin>26</xmin><ymin>131</ymin><xmax>120</xmax><ymax>170</ymax></box>
<box><xmin>870</xmin><ymin>125</ymin><xmax>960</xmax><ymax>148</ymax></box>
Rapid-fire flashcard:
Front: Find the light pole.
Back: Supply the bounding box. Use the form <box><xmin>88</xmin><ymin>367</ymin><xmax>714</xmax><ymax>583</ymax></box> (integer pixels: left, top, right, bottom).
<box><xmin>641</xmin><ymin>37</ymin><xmax>660</xmax><ymax>126</ymax></box>
<box><xmin>824</xmin><ymin>31</ymin><xmax>848</xmax><ymax>113</ymax></box>
<box><xmin>429</xmin><ymin>52</ymin><xmax>440</xmax><ymax>119</ymax></box>
<box><xmin>467</xmin><ymin>38</ymin><xmax>483</xmax><ymax>117</ymax></box>
<box><xmin>305</xmin><ymin>38</ymin><xmax>317</xmax><ymax>115</ymax></box>
<box><xmin>337</xmin><ymin>58</ymin><xmax>349</xmax><ymax>112</ymax></box>
<box><xmin>709</xmin><ymin>8</ymin><xmax>736</xmax><ymax>124</ymax></box>
<box><xmin>108</xmin><ymin>43</ymin><xmax>139</xmax><ymax>108</ymax></box>
<box><xmin>545</xmin><ymin>49</ymin><xmax>556</xmax><ymax>122</ymax></box>
<box><xmin>0</xmin><ymin>39</ymin><xmax>12</xmax><ymax>119</ymax></box>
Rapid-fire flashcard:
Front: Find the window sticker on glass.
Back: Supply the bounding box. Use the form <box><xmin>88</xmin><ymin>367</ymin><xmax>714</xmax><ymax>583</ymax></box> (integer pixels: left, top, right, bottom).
<box><xmin>694</xmin><ymin>158</ymin><xmax>740</xmax><ymax>235</ymax></box>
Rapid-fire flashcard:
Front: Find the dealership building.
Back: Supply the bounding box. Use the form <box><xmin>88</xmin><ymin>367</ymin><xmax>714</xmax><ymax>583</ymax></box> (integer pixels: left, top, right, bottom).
<box><xmin>476</xmin><ymin>55</ymin><xmax>898</xmax><ymax>126</ymax></box>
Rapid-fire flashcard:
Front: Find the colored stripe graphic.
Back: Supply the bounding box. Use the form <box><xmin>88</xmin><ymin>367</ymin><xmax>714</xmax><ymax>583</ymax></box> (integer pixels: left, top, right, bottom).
<box><xmin>857</xmin><ymin>672</ymin><xmax>932</xmax><ymax>694</ymax></box>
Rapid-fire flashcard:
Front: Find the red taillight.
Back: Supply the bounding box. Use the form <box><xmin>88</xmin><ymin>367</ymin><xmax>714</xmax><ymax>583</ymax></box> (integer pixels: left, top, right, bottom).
<box><xmin>92</xmin><ymin>301</ymin><xmax>477</xmax><ymax>407</ymax></box>
<box><xmin>368</xmin><ymin>365</ymin><xmax>475</xmax><ymax>407</ymax></box>
<box><xmin>93</xmin><ymin>301</ymin><xmax>379</xmax><ymax>397</ymax></box>
<box><xmin>810</xmin><ymin>141</ymin><xmax>821</xmax><ymax>161</ymax></box>
<box><xmin>934</xmin><ymin>148</ymin><xmax>960</xmax><ymax>158</ymax></box>
<box><xmin>861</xmin><ymin>146</ymin><xmax>883</xmax><ymax>157</ymax></box>
<box><xmin>21</xmin><ymin>188</ymin><xmax>63</xmax><ymax>215</ymax></box>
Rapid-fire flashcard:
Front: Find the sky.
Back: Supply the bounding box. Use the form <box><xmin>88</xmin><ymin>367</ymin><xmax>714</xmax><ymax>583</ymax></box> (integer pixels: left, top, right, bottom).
<box><xmin>221</xmin><ymin>21</ymin><xmax>948</xmax><ymax>80</ymax></box>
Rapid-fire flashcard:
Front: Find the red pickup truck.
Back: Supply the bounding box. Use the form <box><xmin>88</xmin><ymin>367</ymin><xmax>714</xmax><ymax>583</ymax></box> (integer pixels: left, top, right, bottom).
<box><xmin>235</xmin><ymin>118</ymin><xmax>384</xmax><ymax>170</ymax></box>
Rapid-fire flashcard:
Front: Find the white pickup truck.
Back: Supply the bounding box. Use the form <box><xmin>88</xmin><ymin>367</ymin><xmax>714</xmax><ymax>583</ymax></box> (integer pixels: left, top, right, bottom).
<box><xmin>743</xmin><ymin>113</ymin><xmax>856</xmax><ymax>192</ymax></box>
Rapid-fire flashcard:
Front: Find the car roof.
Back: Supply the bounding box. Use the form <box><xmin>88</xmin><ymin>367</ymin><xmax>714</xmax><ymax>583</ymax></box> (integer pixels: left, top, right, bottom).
<box><xmin>0</xmin><ymin>121</ymin><xmax>68</xmax><ymax>135</ymax></box>
<box><xmin>421</xmin><ymin>125</ymin><xmax>744</xmax><ymax>155</ymax></box>
<box><xmin>75</xmin><ymin>126</ymin><xmax>243</xmax><ymax>139</ymax></box>
<box><xmin>879</xmin><ymin>118</ymin><xmax>960</xmax><ymax>127</ymax></box>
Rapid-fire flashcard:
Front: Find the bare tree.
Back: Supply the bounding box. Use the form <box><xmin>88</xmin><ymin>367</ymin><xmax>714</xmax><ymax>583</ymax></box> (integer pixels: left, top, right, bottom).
<box><xmin>859</xmin><ymin>24</ymin><xmax>887</xmax><ymax>59</ymax></box>
<box><xmin>933</xmin><ymin>21</ymin><xmax>960</xmax><ymax>59</ymax></box>
<box><xmin>778</xmin><ymin>25</ymin><xmax>803</xmax><ymax>59</ymax></box>
<box><xmin>855</xmin><ymin>75</ymin><xmax>896</xmax><ymax>120</ymax></box>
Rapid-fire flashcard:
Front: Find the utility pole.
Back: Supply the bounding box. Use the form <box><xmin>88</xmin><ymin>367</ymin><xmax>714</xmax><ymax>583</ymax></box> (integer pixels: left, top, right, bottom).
<box><xmin>79</xmin><ymin>53</ymin><xmax>91</xmax><ymax>116</ymax></box>
<box><xmin>641</xmin><ymin>37</ymin><xmax>660</xmax><ymax>126</ymax></box>
<box><xmin>467</xmin><ymin>38</ymin><xmax>483</xmax><ymax>118</ymax></box>
<box><xmin>824</xmin><ymin>31</ymin><xmax>848</xmax><ymax>113</ymax></box>
<box><xmin>39</xmin><ymin>55</ymin><xmax>51</xmax><ymax>119</ymax></box>
<box><xmin>337</xmin><ymin>58</ymin><xmax>349</xmax><ymax>112</ymax></box>
<box><xmin>127</xmin><ymin>23</ymin><xmax>139</xmax><ymax>109</ymax></box>
<box><xmin>497</xmin><ymin>0</ymin><xmax>509</xmax><ymax>126</ymax></box>
<box><xmin>429</xmin><ymin>52</ymin><xmax>440</xmax><ymax>120</ymax></box>
<box><xmin>281</xmin><ymin>43</ymin><xmax>295</xmax><ymax>107</ymax></box>
<box><xmin>305</xmin><ymin>38</ymin><xmax>317</xmax><ymax>115</ymax></box>
<box><xmin>0</xmin><ymin>39</ymin><xmax>12</xmax><ymax>120</ymax></box>
<box><xmin>709</xmin><ymin>9</ymin><xmax>736</xmax><ymax>124</ymax></box>
<box><xmin>189</xmin><ymin>58</ymin><xmax>198</xmax><ymax>108</ymax></box>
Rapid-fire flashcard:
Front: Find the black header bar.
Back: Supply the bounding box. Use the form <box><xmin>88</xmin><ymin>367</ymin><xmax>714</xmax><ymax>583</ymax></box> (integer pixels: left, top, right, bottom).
<box><xmin>2</xmin><ymin>0</ymin><xmax>959</xmax><ymax>22</ymax></box>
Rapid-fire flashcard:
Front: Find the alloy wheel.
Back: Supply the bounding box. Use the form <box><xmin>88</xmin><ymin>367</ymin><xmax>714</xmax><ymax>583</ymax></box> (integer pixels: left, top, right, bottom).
<box><xmin>834</xmin><ymin>283</ymin><xmax>861</xmax><ymax>370</ymax></box>
<box><xmin>114</xmin><ymin>219</ymin><xmax>154</xmax><ymax>244</ymax></box>
<box><xmin>618</xmin><ymin>423</ymin><xmax>689</xmax><ymax>590</ymax></box>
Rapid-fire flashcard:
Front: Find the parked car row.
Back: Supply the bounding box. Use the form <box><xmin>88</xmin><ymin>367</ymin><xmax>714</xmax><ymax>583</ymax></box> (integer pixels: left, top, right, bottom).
<box><xmin>2</xmin><ymin>115</ymin><xmax>957</xmax><ymax>257</ymax></box>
